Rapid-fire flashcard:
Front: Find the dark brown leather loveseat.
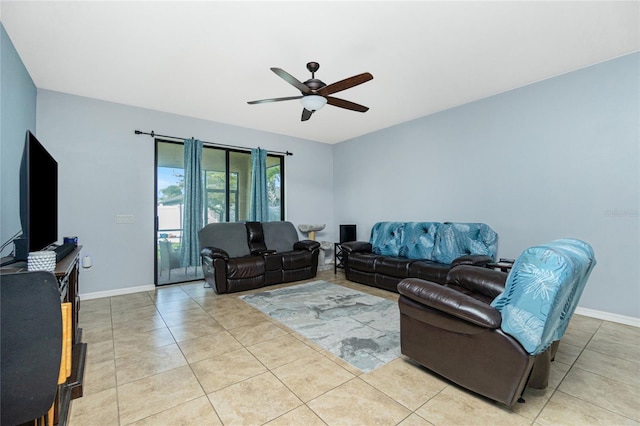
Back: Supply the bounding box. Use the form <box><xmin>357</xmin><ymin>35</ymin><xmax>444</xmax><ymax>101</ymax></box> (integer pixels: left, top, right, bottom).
<box><xmin>199</xmin><ymin>221</ymin><xmax>320</xmax><ymax>294</ymax></box>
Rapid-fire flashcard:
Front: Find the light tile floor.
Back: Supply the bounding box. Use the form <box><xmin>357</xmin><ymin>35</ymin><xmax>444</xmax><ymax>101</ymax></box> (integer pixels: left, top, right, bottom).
<box><xmin>69</xmin><ymin>270</ymin><xmax>640</xmax><ymax>425</ymax></box>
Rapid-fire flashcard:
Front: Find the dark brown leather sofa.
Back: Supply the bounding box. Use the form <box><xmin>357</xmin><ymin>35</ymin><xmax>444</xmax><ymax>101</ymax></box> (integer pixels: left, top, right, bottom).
<box><xmin>199</xmin><ymin>221</ymin><xmax>320</xmax><ymax>294</ymax></box>
<box><xmin>342</xmin><ymin>222</ymin><xmax>497</xmax><ymax>292</ymax></box>
<box><xmin>398</xmin><ymin>266</ymin><xmax>559</xmax><ymax>406</ymax></box>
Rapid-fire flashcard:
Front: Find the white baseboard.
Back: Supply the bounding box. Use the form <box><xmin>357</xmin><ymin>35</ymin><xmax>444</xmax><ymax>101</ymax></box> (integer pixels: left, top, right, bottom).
<box><xmin>575</xmin><ymin>307</ymin><xmax>640</xmax><ymax>327</ymax></box>
<box><xmin>80</xmin><ymin>284</ymin><xmax>156</xmax><ymax>300</ymax></box>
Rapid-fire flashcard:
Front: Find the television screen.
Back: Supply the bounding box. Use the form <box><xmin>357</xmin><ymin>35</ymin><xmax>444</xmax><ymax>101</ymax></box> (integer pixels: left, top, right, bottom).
<box><xmin>20</xmin><ymin>131</ymin><xmax>58</xmax><ymax>253</ymax></box>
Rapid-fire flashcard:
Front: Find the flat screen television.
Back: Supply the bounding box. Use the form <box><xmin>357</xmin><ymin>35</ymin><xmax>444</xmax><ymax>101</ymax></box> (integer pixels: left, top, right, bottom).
<box><xmin>19</xmin><ymin>130</ymin><xmax>58</xmax><ymax>256</ymax></box>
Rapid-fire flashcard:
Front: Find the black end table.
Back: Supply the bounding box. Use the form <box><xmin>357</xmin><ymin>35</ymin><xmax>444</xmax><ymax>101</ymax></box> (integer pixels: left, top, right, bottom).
<box><xmin>334</xmin><ymin>243</ymin><xmax>345</xmax><ymax>274</ymax></box>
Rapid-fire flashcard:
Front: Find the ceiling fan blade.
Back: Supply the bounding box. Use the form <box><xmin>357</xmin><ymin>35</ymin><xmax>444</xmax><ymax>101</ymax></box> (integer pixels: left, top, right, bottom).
<box><xmin>247</xmin><ymin>96</ymin><xmax>302</xmax><ymax>105</ymax></box>
<box><xmin>319</xmin><ymin>72</ymin><xmax>373</xmax><ymax>96</ymax></box>
<box><xmin>271</xmin><ymin>68</ymin><xmax>312</xmax><ymax>94</ymax></box>
<box><xmin>326</xmin><ymin>97</ymin><xmax>369</xmax><ymax>112</ymax></box>
<box><xmin>301</xmin><ymin>108</ymin><xmax>313</xmax><ymax>121</ymax></box>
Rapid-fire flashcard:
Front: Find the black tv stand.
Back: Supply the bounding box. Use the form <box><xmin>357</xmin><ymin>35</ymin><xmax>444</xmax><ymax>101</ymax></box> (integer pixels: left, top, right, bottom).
<box><xmin>0</xmin><ymin>256</ymin><xmax>18</xmax><ymax>267</ymax></box>
<box><xmin>1</xmin><ymin>243</ymin><xmax>76</xmax><ymax>266</ymax></box>
<box><xmin>54</xmin><ymin>243</ymin><xmax>76</xmax><ymax>262</ymax></box>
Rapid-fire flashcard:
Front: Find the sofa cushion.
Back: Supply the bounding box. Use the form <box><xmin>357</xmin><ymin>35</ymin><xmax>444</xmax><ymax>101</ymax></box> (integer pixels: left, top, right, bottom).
<box><xmin>432</xmin><ymin>223</ymin><xmax>497</xmax><ymax>264</ymax></box>
<box><xmin>370</xmin><ymin>222</ymin><xmax>405</xmax><ymax>256</ymax></box>
<box><xmin>227</xmin><ymin>256</ymin><xmax>265</xmax><ymax>279</ymax></box>
<box><xmin>408</xmin><ymin>260</ymin><xmax>450</xmax><ymax>285</ymax></box>
<box><xmin>375</xmin><ymin>256</ymin><xmax>413</xmax><ymax>278</ymax></box>
<box><xmin>375</xmin><ymin>274</ymin><xmax>405</xmax><ymax>292</ymax></box>
<box><xmin>400</xmin><ymin>222</ymin><xmax>438</xmax><ymax>259</ymax></box>
<box><xmin>347</xmin><ymin>252</ymin><xmax>379</xmax><ymax>271</ymax></box>
<box><xmin>263</xmin><ymin>221</ymin><xmax>299</xmax><ymax>253</ymax></box>
<box><xmin>199</xmin><ymin>222</ymin><xmax>250</xmax><ymax>258</ymax></box>
<box><xmin>226</xmin><ymin>276</ymin><xmax>265</xmax><ymax>293</ymax></box>
<box><xmin>282</xmin><ymin>251</ymin><xmax>313</xmax><ymax>270</ymax></box>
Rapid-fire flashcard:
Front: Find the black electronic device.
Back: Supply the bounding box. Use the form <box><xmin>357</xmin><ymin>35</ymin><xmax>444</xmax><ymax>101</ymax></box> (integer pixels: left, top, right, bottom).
<box><xmin>12</xmin><ymin>238</ymin><xmax>28</xmax><ymax>262</ymax></box>
<box><xmin>19</xmin><ymin>131</ymin><xmax>58</xmax><ymax>257</ymax></box>
<box><xmin>339</xmin><ymin>224</ymin><xmax>357</xmax><ymax>243</ymax></box>
<box><xmin>1</xmin><ymin>271</ymin><xmax>63</xmax><ymax>425</ymax></box>
<box><xmin>54</xmin><ymin>243</ymin><xmax>75</xmax><ymax>262</ymax></box>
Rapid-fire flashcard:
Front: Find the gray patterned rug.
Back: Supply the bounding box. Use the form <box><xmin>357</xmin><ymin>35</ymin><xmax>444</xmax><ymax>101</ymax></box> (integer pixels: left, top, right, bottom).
<box><xmin>239</xmin><ymin>280</ymin><xmax>400</xmax><ymax>372</ymax></box>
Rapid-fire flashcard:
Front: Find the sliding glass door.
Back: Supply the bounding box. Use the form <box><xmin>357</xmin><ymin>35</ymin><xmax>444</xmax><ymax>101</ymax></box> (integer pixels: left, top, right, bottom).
<box><xmin>155</xmin><ymin>140</ymin><xmax>284</xmax><ymax>285</ymax></box>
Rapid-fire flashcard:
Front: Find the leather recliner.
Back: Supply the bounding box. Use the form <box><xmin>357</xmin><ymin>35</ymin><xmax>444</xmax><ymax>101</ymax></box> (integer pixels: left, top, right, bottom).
<box><xmin>199</xmin><ymin>221</ymin><xmax>320</xmax><ymax>294</ymax></box>
<box><xmin>398</xmin><ymin>267</ymin><xmax>554</xmax><ymax>406</ymax></box>
<box><xmin>343</xmin><ymin>221</ymin><xmax>497</xmax><ymax>291</ymax></box>
<box><xmin>397</xmin><ymin>238</ymin><xmax>595</xmax><ymax>406</ymax></box>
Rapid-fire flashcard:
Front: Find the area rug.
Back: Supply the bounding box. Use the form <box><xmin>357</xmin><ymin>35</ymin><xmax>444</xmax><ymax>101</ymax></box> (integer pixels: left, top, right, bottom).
<box><xmin>239</xmin><ymin>280</ymin><xmax>400</xmax><ymax>372</ymax></box>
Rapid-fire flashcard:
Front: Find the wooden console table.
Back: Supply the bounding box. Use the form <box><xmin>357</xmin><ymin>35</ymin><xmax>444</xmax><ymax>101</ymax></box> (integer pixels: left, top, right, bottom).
<box><xmin>0</xmin><ymin>246</ymin><xmax>87</xmax><ymax>425</ymax></box>
<box><xmin>54</xmin><ymin>246</ymin><xmax>87</xmax><ymax>425</ymax></box>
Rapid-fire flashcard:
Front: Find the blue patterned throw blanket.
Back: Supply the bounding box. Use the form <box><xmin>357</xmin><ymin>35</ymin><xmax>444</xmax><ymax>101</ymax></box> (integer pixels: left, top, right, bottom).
<box><xmin>491</xmin><ymin>238</ymin><xmax>596</xmax><ymax>355</ymax></box>
<box><xmin>369</xmin><ymin>221</ymin><xmax>498</xmax><ymax>263</ymax></box>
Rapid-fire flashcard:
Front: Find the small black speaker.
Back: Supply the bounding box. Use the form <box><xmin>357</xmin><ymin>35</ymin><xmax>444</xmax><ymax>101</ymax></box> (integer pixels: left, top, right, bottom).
<box><xmin>339</xmin><ymin>225</ymin><xmax>357</xmax><ymax>243</ymax></box>
<box><xmin>13</xmin><ymin>238</ymin><xmax>28</xmax><ymax>261</ymax></box>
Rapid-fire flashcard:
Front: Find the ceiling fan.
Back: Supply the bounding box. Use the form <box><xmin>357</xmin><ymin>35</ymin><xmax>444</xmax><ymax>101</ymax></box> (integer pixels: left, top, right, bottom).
<box><xmin>247</xmin><ymin>62</ymin><xmax>373</xmax><ymax>121</ymax></box>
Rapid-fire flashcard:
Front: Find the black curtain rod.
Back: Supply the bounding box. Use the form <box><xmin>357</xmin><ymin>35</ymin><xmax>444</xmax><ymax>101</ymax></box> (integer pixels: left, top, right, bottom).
<box><xmin>134</xmin><ymin>130</ymin><xmax>293</xmax><ymax>156</ymax></box>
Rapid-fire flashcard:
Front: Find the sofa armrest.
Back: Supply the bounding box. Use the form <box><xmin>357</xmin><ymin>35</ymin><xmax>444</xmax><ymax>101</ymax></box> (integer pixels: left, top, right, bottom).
<box><xmin>294</xmin><ymin>240</ymin><xmax>320</xmax><ymax>252</ymax></box>
<box><xmin>398</xmin><ymin>278</ymin><xmax>502</xmax><ymax>329</ymax></box>
<box><xmin>451</xmin><ymin>254</ymin><xmax>494</xmax><ymax>268</ymax></box>
<box><xmin>446</xmin><ymin>265</ymin><xmax>507</xmax><ymax>300</ymax></box>
<box><xmin>340</xmin><ymin>241</ymin><xmax>372</xmax><ymax>254</ymax></box>
<box><xmin>201</xmin><ymin>247</ymin><xmax>229</xmax><ymax>261</ymax></box>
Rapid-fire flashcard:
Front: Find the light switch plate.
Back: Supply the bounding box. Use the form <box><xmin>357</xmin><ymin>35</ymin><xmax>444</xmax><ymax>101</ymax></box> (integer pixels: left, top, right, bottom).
<box><xmin>116</xmin><ymin>214</ymin><xmax>134</xmax><ymax>224</ymax></box>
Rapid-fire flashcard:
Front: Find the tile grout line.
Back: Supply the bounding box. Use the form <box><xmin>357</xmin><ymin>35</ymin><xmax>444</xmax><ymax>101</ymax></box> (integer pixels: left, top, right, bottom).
<box><xmin>530</xmin><ymin>319</ymin><xmax>605</xmax><ymax>425</ymax></box>
<box><xmin>177</xmin><ymin>284</ymin><xmax>220</xmax><ymax>425</ymax></box>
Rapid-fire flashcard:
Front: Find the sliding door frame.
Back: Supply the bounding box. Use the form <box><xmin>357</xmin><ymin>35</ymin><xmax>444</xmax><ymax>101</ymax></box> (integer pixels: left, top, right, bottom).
<box><xmin>154</xmin><ymin>138</ymin><xmax>285</xmax><ymax>285</ymax></box>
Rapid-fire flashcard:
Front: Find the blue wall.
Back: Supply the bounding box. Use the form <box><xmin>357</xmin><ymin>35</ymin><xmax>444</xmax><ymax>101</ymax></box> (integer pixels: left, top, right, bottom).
<box><xmin>36</xmin><ymin>90</ymin><xmax>335</xmax><ymax>295</ymax></box>
<box><xmin>0</xmin><ymin>23</ymin><xmax>37</xmax><ymax>256</ymax></box>
<box><xmin>334</xmin><ymin>53</ymin><xmax>640</xmax><ymax>319</ymax></box>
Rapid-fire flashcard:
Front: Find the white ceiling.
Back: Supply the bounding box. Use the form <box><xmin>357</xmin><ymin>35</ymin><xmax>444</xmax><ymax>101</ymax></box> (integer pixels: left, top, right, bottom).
<box><xmin>2</xmin><ymin>1</ymin><xmax>638</xmax><ymax>144</ymax></box>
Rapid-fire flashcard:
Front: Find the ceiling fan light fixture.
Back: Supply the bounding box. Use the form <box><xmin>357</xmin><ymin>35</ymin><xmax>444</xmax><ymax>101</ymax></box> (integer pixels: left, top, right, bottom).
<box><xmin>300</xmin><ymin>95</ymin><xmax>327</xmax><ymax>111</ymax></box>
